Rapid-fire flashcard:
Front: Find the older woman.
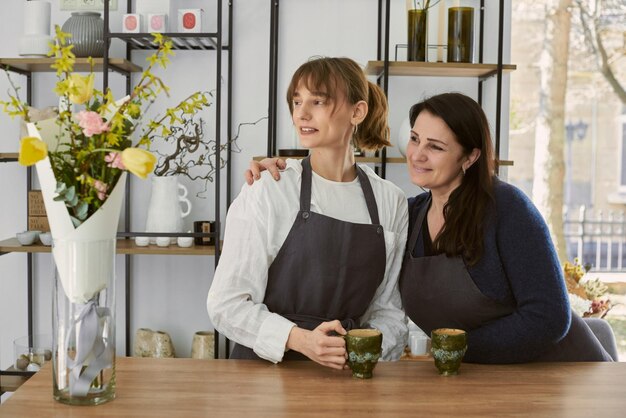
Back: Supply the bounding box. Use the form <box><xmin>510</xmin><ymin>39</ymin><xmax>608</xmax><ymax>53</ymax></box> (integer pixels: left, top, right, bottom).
<box><xmin>249</xmin><ymin>92</ymin><xmax>613</xmax><ymax>363</ymax></box>
<box><xmin>398</xmin><ymin>93</ymin><xmax>611</xmax><ymax>363</ymax></box>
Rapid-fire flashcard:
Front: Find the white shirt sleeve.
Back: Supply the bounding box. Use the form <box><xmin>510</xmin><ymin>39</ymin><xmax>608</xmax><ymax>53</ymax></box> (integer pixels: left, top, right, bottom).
<box><xmin>207</xmin><ymin>172</ymin><xmax>299</xmax><ymax>363</ymax></box>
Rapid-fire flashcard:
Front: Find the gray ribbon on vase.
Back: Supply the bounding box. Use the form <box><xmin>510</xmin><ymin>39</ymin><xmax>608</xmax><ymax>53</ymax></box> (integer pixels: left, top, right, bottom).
<box><xmin>65</xmin><ymin>299</ymin><xmax>113</xmax><ymax>397</ymax></box>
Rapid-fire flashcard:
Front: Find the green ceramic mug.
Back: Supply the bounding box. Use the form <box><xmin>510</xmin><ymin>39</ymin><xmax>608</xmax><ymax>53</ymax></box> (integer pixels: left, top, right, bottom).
<box><xmin>430</xmin><ymin>328</ymin><xmax>467</xmax><ymax>376</ymax></box>
<box><xmin>345</xmin><ymin>328</ymin><xmax>383</xmax><ymax>379</ymax></box>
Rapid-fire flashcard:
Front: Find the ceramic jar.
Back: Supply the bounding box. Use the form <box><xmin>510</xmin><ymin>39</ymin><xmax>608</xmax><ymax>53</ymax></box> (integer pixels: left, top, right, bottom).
<box><xmin>61</xmin><ymin>12</ymin><xmax>104</xmax><ymax>57</ymax></box>
<box><xmin>133</xmin><ymin>328</ymin><xmax>176</xmax><ymax>358</ymax></box>
<box><xmin>191</xmin><ymin>331</ymin><xmax>214</xmax><ymax>360</ymax></box>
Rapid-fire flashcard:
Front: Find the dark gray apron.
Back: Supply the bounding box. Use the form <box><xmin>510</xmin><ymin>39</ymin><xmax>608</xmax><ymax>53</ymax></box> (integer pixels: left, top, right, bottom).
<box><xmin>399</xmin><ymin>195</ymin><xmax>613</xmax><ymax>362</ymax></box>
<box><xmin>231</xmin><ymin>157</ymin><xmax>387</xmax><ymax>360</ymax></box>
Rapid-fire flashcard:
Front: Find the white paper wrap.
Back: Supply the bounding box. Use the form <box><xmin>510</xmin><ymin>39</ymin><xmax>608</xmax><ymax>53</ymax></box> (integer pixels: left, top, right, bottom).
<box><xmin>28</xmin><ymin>122</ymin><xmax>126</xmax><ymax>304</ymax></box>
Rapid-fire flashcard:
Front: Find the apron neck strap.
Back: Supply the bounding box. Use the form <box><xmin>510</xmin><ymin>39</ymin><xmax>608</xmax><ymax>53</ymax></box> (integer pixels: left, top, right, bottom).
<box><xmin>299</xmin><ymin>157</ymin><xmax>381</xmax><ymax>225</ymax></box>
<box><xmin>408</xmin><ymin>194</ymin><xmax>431</xmax><ymax>254</ymax></box>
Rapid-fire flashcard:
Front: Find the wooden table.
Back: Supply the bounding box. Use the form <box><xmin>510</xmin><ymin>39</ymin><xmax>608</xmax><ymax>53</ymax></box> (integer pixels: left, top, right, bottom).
<box><xmin>1</xmin><ymin>357</ymin><xmax>625</xmax><ymax>417</ymax></box>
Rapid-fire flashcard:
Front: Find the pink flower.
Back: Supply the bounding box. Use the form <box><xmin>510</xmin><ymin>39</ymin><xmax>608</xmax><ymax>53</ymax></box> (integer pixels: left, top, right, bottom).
<box><xmin>105</xmin><ymin>152</ymin><xmax>125</xmax><ymax>170</ymax></box>
<box><xmin>94</xmin><ymin>180</ymin><xmax>108</xmax><ymax>200</ymax></box>
<box><xmin>76</xmin><ymin>110</ymin><xmax>110</xmax><ymax>137</ymax></box>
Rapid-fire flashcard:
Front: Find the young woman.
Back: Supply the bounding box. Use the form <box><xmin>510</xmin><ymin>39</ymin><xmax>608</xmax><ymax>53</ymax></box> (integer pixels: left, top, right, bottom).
<box><xmin>207</xmin><ymin>57</ymin><xmax>408</xmax><ymax>369</ymax></box>
<box><xmin>249</xmin><ymin>92</ymin><xmax>613</xmax><ymax>363</ymax></box>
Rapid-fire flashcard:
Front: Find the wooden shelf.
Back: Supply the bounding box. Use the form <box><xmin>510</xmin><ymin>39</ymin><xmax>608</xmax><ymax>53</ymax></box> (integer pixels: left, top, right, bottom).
<box><xmin>0</xmin><ymin>367</ymin><xmax>31</xmax><ymax>394</ymax></box>
<box><xmin>0</xmin><ymin>152</ymin><xmax>18</xmax><ymax>162</ymax></box>
<box><xmin>253</xmin><ymin>156</ymin><xmax>405</xmax><ymax>164</ymax></box>
<box><xmin>0</xmin><ymin>238</ymin><xmax>215</xmax><ymax>256</ymax></box>
<box><xmin>0</xmin><ymin>58</ymin><xmax>142</xmax><ymax>74</ymax></box>
<box><xmin>365</xmin><ymin>61</ymin><xmax>516</xmax><ymax>78</ymax></box>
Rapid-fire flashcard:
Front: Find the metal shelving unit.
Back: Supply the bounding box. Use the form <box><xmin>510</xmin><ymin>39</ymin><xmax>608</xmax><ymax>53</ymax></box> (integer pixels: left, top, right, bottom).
<box><xmin>374</xmin><ymin>0</ymin><xmax>514</xmax><ymax>176</ymax></box>
<box><xmin>102</xmin><ymin>0</ymin><xmax>232</xmax><ymax>359</ymax></box>
<box><xmin>263</xmin><ymin>1</ymin><xmax>514</xmax><ymax>177</ymax></box>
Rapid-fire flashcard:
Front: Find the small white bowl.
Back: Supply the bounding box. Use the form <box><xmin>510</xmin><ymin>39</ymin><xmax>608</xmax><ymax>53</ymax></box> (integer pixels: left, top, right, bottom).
<box><xmin>134</xmin><ymin>236</ymin><xmax>150</xmax><ymax>247</ymax></box>
<box><xmin>16</xmin><ymin>231</ymin><xmax>40</xmax><ymax>246</ymax></box>
<box><xmin>177</xmin><ymin>237</ymin><xmax>194</xmax><ymax>248</ymax></box>
<box><xmin>155</xmin><ymin>237</ymin><xmax>171</xmax><ymax>247</ymax></box>
<box><xmin>39</xmin><ymin>232</ymin><xmax>52</xmax><ymax>246</ymax></box>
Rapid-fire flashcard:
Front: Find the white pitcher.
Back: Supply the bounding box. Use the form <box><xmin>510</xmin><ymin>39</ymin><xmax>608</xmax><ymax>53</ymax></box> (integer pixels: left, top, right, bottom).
<box><xmin>145</xmin><ymin>175</ymin><xmax>192</xmax><ymax>243</ymax></box>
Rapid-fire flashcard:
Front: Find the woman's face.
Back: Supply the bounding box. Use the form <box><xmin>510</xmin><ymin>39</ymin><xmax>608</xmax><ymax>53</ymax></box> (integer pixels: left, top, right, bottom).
<box><xmin>406</xmin><ymin>110</ymin><xmax>470</xmax><ymax>196</ymax></box>
<box><xmin>291</xmin><ymin>81</ymin><xmax>354</xmax><ymax>151</ymax></box>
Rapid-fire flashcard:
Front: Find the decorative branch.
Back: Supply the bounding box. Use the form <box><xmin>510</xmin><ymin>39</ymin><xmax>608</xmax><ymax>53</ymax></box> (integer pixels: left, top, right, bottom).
<box><xmin>153</xmin><ymin>112</ymin><xmax>268</xmax><ymax>198</ymax></box>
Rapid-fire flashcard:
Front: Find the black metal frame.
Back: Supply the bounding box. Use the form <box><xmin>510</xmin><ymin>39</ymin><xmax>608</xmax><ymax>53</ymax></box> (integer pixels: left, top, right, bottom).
<box><xmin>266</xmin><ymin>0</ymin><xmax>506</xmax><ymax>176</ymax></box>
<box><xmin>102</xmin><ymin>0</ymin><xmax>232</xmax><ymax>359</ymax></box>
<box><xmin>0</xmin><ymin>72</ymin><xmax>34</xmax><ymax>385</ymax></box>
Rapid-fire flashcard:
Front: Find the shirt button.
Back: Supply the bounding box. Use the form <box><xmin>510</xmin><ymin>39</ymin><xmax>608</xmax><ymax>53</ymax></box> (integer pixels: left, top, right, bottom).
<box><xmin>302</xmin><ymin>212</ymin><xmax>310</xmax><ymax>219</ymax></box>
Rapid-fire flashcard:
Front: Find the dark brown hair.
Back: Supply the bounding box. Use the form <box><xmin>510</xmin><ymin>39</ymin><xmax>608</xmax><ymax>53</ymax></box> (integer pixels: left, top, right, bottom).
<box><xmin>286</xmin><ymin>57</ymin><xmax>390</xmax><ymax>151</ymax></box>
<box><xmin>409</xmin><ymin>92</ymin><xmax>497</xmax><ymax>265</ymax></box>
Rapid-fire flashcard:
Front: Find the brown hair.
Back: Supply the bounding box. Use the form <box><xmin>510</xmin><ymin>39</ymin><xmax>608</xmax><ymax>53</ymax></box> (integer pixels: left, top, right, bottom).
<box><xmin>409</xmin><ymin>93</ymin><xmax>497</xmax><ymax>265</ymax></box>
<box><xmin>286</xmin><ymin>57</ymin><xmax>390</xmax><ymax>151</ymax></box>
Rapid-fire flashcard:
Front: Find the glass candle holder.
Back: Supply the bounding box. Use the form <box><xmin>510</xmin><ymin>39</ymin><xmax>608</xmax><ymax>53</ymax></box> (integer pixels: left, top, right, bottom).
<box><xmin>407</xmin><ymin>8</ymin><xmax>428</xmax><ymax>62</ymax></box>
<box><xmin>447</xmin><ymin>6</ymin><xmax>474</xmax><ymax>63</ymax></box>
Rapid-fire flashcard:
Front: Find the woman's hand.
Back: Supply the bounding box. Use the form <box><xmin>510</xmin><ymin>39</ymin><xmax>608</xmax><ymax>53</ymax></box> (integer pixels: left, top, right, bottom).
<box><xmin>245</xmin><ymin>158</ymin><xmax>286</xmax><ymax>185</ymax></box>
<box><xmin>286</xmin><ymin>320</ymin><xmax>347</xmax><ymax>369</ymax></box>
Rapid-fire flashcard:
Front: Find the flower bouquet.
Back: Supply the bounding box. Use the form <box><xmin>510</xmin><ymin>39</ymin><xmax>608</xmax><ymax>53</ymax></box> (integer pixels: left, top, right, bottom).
<box><xmin>2</xmin><ymin>27</ymin><xmax>210</xmax><ymax>405</ymax></box>
<box><xmin>564</xmin><ymin>259</ymin><xmax>613</xmax><ymax>319</ymax></box>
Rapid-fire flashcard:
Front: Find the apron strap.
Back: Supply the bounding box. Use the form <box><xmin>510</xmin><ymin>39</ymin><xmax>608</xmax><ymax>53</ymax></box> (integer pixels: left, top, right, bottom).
<box><xmin>300</xmin><ymin>157</ymin><xmax>313</xmax><ymax>213</ymax></box>
<box><xmin>356</xmin><ymin>165</ymin><xmax>380</xmax><ymax>225</ymax></box>
<box><xmin>300</xmin><ymin>156</ymin><xmax>381</xmax><ymax>225</ymax></box>
<box><xmin>408</xmin><ymin>194</ymin><xmax>431</xmax><ymax>255</ymax></box>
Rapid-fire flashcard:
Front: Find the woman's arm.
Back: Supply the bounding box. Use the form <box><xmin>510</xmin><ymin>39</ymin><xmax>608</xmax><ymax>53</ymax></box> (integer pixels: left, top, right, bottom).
<box><xmin>464</xmin><ymin>183</ymin><xmax>570</xmax><ymax>363</ymax></box>
<box><xmin>207</xmin><ymin>180</ymin><xmax>297</xmax><ymax>363</ymax></box>
<box><xmin>207</xmin><ymin>174</ymin><xmax>349</xmax><ymax>368</ymax></box>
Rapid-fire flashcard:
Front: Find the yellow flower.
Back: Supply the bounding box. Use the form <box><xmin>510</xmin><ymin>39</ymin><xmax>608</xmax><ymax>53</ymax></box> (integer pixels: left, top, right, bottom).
<box><xmin>121</xmin><ymin>148</ymin><xmax>156</xmax><ymax>179</ymax></box>
<box><xmin>18</xmin><ymin>136</ymin><xmax>48</xmax><ymax>166</ymax></box>
<box><xmin>68</xmin><ymin>74</ymin><xmax>94</xmax><ymax>105</ymax></box>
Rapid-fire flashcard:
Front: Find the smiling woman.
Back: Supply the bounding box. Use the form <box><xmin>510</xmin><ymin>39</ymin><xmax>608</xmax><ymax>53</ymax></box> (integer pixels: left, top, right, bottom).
<box><xmin>399</xmin><ymin>93</ymin><xmax>613</xmax><ymax>364</ymax></box>
<box><xmin>207</xmin><ymin>57</ymin><xmax>408</xmax><ymax>369</ymax></box>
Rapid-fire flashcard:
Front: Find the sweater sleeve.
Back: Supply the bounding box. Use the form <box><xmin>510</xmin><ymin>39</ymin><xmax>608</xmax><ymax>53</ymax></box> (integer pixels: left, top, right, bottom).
<box><xmin>464</xmin><ymin>182</ymin><xmax>570</xmax><ymax>364</ymax></box>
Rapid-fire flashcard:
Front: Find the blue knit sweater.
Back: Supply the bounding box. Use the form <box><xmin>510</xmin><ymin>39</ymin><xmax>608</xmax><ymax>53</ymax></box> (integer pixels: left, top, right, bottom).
<box><xmin>407</xmin><ymin>179</ymin><xmax>571</xmax><ymax>363</ymax></box>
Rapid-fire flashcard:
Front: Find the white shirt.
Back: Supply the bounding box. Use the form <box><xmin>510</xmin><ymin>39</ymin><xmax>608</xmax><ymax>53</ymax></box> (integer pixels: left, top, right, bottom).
<box><xmin>207</xmin><ymin>159</ymin><xmax>408</xmax><ymax>363</ymax></box>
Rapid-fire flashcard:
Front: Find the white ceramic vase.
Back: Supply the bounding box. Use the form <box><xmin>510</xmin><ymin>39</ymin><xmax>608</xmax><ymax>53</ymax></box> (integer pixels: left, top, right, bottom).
<box><xmin>145</xmin><ymin>175</ymin><xmax>192</xmax><ymax>243</ymax></box>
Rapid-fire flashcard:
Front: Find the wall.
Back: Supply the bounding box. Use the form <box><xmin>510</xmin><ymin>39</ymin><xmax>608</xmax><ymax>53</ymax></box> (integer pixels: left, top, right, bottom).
<box><xmin>0</xmin><ymin>0</ymin><xmax>511</xmax><ymax>370</ymax></box>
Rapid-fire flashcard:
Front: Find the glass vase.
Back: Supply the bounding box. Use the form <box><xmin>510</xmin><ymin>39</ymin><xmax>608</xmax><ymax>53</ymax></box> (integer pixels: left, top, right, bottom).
<box><xmin>447</xmin><ymin>6</ymin><xmax>475</xmax><ymax>63</ymax></box>
<box><xmin>407</xmin><ymin>9</ymin><xmax>428</xmax><ymax>62</ymax></box>
<box><xmin>52</xmin><ymin>238</ymin><xmax>116</xmax><ymax>406</ymax></box>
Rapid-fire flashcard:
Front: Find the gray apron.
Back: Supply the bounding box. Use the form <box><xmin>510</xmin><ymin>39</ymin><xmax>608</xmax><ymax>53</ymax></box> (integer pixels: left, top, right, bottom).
<box><xmin>231</xmin><ymin>157</ymin><xmax>387</xmax><ymax>360</ymax></box>
<box><xmin>399</xmin><ymin>195</ymin><xmax>613</xmax><ymax>362</ymax></box>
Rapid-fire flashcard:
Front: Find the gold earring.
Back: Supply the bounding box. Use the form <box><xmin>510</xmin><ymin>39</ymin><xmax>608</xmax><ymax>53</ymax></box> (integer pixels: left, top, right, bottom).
<box><xmin>353</xmin><ymin>124</ymin><xmax>358</xmax><ymax>135</ymax></box>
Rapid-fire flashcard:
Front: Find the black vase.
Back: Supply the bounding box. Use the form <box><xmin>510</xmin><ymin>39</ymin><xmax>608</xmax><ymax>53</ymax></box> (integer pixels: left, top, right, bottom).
<box><xmin>407</xmin><ymin>9</ymin><xmax>427</xmax><ymax>62</ymax></box>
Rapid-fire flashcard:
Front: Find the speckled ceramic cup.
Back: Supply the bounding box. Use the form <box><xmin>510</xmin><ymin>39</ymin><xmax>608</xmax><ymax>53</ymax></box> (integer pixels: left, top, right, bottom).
<box><xmin>430</xmin><ymin>328</ymin><xmax>467</xmax><ymax>376</ymax></box>
<box><xmin>345</xmin><ymin>328</ymin><xmax>382</xmax><ymax>379</ymax></box>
